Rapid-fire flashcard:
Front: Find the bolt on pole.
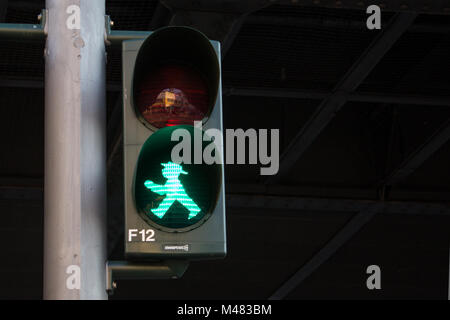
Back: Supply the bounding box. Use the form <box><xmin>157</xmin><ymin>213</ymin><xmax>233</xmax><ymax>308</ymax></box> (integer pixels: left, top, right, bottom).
<box><xmin>44</xmin><ymin>0</ymin><xmax>107</xmax><ymax>300</ymax></box>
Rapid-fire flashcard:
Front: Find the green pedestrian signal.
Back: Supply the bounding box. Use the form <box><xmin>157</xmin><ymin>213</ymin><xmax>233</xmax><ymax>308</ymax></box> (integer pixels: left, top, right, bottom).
<box><xmin>144</xmin><ymin>162</ymin><xmax>201</xmax><ymax>220</ymax></box>
<box><xmin>134</xmin><ymin>125</ymin><xmax>221</xmax><ymax>232</ymax></box>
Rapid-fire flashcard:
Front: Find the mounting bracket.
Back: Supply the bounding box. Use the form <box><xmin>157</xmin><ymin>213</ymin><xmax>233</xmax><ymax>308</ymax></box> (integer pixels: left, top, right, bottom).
<box><xmin>106</xmin><ymin>260</ymin><xmax>189</xmax><ymax>295</ymax></box>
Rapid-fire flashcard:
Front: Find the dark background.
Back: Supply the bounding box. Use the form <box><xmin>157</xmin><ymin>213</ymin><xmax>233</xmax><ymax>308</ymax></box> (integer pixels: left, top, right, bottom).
<box><xmin>0</xmin><ymin>0</ymin><xmax>450</xmax><ymax>299</ymax></box>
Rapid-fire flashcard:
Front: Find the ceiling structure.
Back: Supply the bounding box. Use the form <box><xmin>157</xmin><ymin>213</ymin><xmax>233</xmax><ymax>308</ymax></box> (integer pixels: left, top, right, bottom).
<box><xmin>0</xmin><ymin>0</ymin><xmax>450</xmax><ymax>299</ymax></box>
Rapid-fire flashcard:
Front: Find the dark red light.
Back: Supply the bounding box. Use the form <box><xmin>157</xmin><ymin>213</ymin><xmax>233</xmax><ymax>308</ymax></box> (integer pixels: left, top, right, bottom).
<box><xmin>136</xmin><ymin>64</ymin><xmax>210</xmax><ymax>128</ymax></box>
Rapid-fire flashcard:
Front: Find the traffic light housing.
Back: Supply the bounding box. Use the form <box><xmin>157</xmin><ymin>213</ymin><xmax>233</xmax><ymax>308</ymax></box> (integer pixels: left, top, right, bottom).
<box><xmin>122</xmin><ymin>26</ymin><xmax>226</xmax><ymax>260</ymax></box>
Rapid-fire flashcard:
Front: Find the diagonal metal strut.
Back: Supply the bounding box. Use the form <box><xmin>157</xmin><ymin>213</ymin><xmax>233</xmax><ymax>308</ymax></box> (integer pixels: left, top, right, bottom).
<box><xmin>269</xmin><ymin>206</ymin><xmax>380</xmax><ymax>300</ymax></box>
<box><xmin>267</xmin><ymin>12</ymin><xmax>418</xmax><ymax>184</ymax></box>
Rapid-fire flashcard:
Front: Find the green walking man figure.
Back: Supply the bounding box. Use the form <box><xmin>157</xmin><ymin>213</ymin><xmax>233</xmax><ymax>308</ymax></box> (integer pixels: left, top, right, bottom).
<box><xmin>144</xmin><ymin>162</ymin><xmax>201</xmax><ymax>219</ymax></box>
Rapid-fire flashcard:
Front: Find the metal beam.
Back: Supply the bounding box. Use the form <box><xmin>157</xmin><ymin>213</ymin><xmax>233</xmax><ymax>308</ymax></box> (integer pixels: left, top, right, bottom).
<box><xmin>0</xmin><ymin>185</ymin><xmax>42</xmax><ymax>201</ymax></box>
<box><xmin>276</xmin><ymin>0</ymin><xmax>450</xmax><ymax>15</ymax></box>
<box><xmin>0</xmin><ymin>178</ymin><xmax>43</xmax><ymax>201</ymax></box>
<box><xmin>227</xmin><ymin>183</ymin><xmax>376</xmax><ymax>199</ymax></box>
<box><xmin>0</xmin><ymin>78</ymin><xmax>44</xmax><ymax>89</ymax></box>
<box><xmin>228</xmin><ymin>183</ymin><xmax>450</xmax><ymax>203</ymax></box>
<box><xmin>227</xmin><ymin>194</ymin><xmax>450</xmax><ymax>216</ymax></box>
<box><xmin>383</xmin><ymin>118</ymin><xmax>450</xmax><ymax>186</ymax></box>
<box><xmin>161</xmin><ymin>0</ymin><xmax>273</xmax><ymax>14</ymax></box>
<box><xmin>349</xmin><ymin>92</ymin><xmax>450</xmax><ymax>107</ymax></box>
<box><xmin>106</xmin><ymin>30</ymin><xmax>149</xmax><ymax>45</ymax></box>
<box><xmin>377</xmin><ymin>38</ymin><xmax>450</xmax><ymax>186</ymax></box>
<box><xmin>0</xmin><ymin>21</ymin><xmax>46</xmax><ymax>41</ymax></box>
<box><xmin>225</xmin><ymin>87</ymin><xmax>450</xmax><ymax>107</ymax></box>
<box><xmin>266</xmin><ymin>12</ymin><xmax>417</xmax><ymax>184</ymax></box>
<box><xmin>246</xmin><ymin>15</ymin><xmax>450</xmax><ymax>34</ymax></box>
<box><xmin>224</xmin><ymin>87</ymin><xmax>328</xmax><ymax>100</ymax></box>
<box><xmin>0</xmin><ymin>8</ymin><xmax>46</xmax><ymax>41</ymax></box>
<box><xmin>268</xmin><ymin>206</ymin><xmax>379</xmax><ymax>300</ymax></box>
<box><xmin>3</xmin><ymin>78</ymin><xmax>449</xmax><ymax>107</ymax></box>
<box><xmin>2</xmin><ymin>180</ymin><xmax>450</xmax><ymax>215</ymax></box>
<box><xmin>221</xmin><ymin>13</ymin><xmax>247</xmax><ymax>58</ymax></box>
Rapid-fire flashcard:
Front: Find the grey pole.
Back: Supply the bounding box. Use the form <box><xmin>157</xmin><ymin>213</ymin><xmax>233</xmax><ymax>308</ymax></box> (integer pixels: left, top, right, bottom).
<box><xmin>44</xmin><ymin>0</ymin><xmax>107</xmax><ymax>299</ymax></box>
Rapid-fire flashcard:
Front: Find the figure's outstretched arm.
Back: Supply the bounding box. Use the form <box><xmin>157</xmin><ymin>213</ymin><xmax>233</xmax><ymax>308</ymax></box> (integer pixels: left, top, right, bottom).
<box><xmin>144</xmin><ymin>180</ymin><xmax>166</xmax><ymax>195</ymax></box>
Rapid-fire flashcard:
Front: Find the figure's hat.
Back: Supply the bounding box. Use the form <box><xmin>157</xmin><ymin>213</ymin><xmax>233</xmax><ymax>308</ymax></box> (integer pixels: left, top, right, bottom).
<box><xmin>161</xmin><ymin>162</ymin><xmax>188</xmax><ymax>175</ymax></box>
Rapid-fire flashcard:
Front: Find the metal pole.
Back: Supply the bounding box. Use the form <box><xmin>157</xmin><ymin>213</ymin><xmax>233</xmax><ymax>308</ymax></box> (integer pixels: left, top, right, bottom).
<box><xmin>44</xmin><ymin>0</ymin><xmax>107</xmax><ymax>299</ymax></box>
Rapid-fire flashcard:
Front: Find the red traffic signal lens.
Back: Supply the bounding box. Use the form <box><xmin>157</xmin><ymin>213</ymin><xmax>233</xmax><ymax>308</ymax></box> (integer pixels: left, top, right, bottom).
<box><xmin>136</xmin><ymin>64</ymin><xmax>210</xmax><ymax>128</ymax></box>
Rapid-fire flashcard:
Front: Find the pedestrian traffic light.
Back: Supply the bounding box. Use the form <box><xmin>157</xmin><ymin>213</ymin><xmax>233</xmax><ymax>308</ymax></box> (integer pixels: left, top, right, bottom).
<box><xmin>122</xmin><ymin>26</ymin><xmax>226</xmax><ymax>260</ymax></box>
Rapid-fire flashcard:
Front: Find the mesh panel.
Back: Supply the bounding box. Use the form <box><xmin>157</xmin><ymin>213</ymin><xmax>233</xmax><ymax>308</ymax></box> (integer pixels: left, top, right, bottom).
<box><xmin>0</xmin><ymin>41</ymin><xmax>44</xmax><ymax>80</ymax></box>
<box><xmin>5</xmin><ymin>1</ymin><xmax>43</xmax><ymax>24</ymax></box>
<box><xmin>255</xmin><ymin>4</ymin><xmax>381</xmax><ymax>20</ymax></box>
<box><xmin>357</xmin><ymin>31</ymin><xmax>450</xmax><ymax>95</ymax></box>
<box><xmin>223</xmin><ymin>20</ymin><xmax>378</xmax><ymax>90</ymax></box>
<box><xmin>0</xmin><ymin>87</ymin><xmax>44</xmax><ymax>178</ymax></box>
<box><xmin>107</xmin><ymin>0</ymin><xmax>158</xmax><ymax>30</ymax></box>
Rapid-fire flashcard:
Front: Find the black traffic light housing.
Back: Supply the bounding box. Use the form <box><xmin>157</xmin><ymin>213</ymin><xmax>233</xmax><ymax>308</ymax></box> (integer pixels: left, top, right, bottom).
<box><xmin>122</xmin><ymin>26</ymin><xmax>226</xmax><ymax>261</ymax></box>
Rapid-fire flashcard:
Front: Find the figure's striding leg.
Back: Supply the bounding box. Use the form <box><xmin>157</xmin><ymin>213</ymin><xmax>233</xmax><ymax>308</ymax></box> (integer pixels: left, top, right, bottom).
<box><xmin>150</xmin><ymin>197</ymin><xmax>176</xmax><ymax>218</ymax></box>
<box><xmin>177</xmin><ymin>195</ymin><xmax>201</xmax><ymax>219</ymax></box>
